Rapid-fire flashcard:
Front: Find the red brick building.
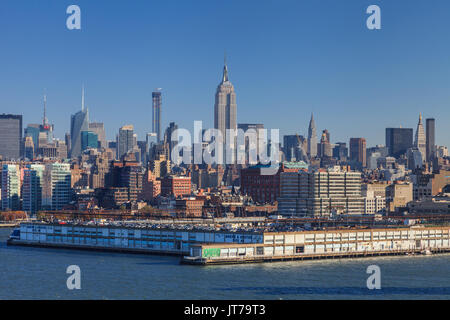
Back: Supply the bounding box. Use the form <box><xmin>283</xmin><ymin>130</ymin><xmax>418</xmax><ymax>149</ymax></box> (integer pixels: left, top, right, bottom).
<box><xmin>161</xmin><ymin>176</ymin><xmax>191</xmax><ymax>198</ymax></box>
<box><xmin>175</xmin><ymin>198</ymin><xmax>205</xmax><ymax>217</ymax></box>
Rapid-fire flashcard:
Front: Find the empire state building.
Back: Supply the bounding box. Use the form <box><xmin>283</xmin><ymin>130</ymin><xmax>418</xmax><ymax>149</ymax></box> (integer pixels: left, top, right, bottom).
<box><xmin>214</xmin><ymin>61</ymin><xmax>237</xmax><ymax>143</ymax></box>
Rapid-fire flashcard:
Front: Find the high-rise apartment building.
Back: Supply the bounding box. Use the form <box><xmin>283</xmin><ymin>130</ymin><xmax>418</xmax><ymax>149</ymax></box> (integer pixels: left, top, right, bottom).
<box><xmin>44</xmin><ymin>163</ymin><xmax>71</xmax><ymax>210</ymax></box>
<box><xmin>1</xmin><ymin>164</ymin><xmax>21</xmax><ymax>210</ymax></box>
<box><xmin>426</xmin><ymin>118</ymin><xmax>435</xmax><ymax>163</ymax></box>
<box><xmin>22</xmin><ymin>164</ymin><xmax>45</xmax><ymax>215</ymax></box>
<box><xmin>0</xmin><ymin>114</ymin><xmax>22</xmax><ymax>160</ymax></box>
<box><xmin>152</xmin><ymin>90</ymin><xmax>162</xmax><ymax>143</ymax></box>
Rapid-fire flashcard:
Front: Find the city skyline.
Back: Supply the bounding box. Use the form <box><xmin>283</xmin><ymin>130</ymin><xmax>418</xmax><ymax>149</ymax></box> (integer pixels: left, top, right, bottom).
<box><xmin>1</xmin><ymin>1</ymin><xmax>450</xmax><ymax>148</ymax></box>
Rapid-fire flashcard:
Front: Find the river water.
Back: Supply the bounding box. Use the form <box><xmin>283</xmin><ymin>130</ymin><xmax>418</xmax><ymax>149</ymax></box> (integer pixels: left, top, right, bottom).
<box><xmin>1</xmin><ymin>228</ymin><xmax>449</xmax><ymax>300</ymax></box>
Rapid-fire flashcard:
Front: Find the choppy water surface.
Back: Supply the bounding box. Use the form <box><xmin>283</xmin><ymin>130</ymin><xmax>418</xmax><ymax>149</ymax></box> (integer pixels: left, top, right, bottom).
<box><xmin>1</xmin><ymin>228</ymin><xmax>449</xmax><ymax>299</ymax></box>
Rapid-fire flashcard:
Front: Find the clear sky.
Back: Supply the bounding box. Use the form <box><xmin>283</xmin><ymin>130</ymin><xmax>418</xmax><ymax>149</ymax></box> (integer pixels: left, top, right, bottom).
<box><xmin>1</xmin><ymin>0</ymin><xmax>449</xmax><ymax>148</ymax></box>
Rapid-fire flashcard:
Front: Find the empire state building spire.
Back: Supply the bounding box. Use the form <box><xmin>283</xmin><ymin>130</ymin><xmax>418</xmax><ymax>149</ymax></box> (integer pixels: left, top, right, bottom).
<box><xmin>222</xmin><ymin>55</ymin><xmax>229</xmax><ymax>83</ymax></box>
<box><xmin>214</xmin><ymin>57</ymin><xmax>237</xmax><ymax>142</ymax></box>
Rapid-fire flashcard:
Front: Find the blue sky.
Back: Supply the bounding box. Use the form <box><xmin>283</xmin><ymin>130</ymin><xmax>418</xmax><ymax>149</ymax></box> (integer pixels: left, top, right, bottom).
<box><xmin>0</xmin><ymin>0</ymin><xmax>449</xmax><ymax>147</ymax></box>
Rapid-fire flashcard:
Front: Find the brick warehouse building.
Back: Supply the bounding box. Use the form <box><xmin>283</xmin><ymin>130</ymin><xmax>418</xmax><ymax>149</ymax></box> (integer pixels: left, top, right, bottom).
<box><xmin>161</xmin><ymin>176</ymin><xmax>191</xmax><ymax>198</ymax></box>
<box><xmin>240</xmin><ymin>162</ymin><xmax>308</xmax><ymax>204</ymax></box>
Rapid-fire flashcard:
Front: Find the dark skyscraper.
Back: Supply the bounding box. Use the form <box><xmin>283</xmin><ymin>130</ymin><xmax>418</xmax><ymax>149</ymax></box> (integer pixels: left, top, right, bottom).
<box><xmin>385</xmin><ymin>128</ymin><xmax>413</xmax><ymax>158</ymax></box>
<box><xmin>349</xmin><ymin>138</ymin><xmax>367</xmax><ymax>167</ymax></box>
<box><xmin>0</xmin><ymin>114</ymin><xmax>22</xmax><ymax>160</ymax></box>
<box><xmin>426</xmin><ymin>118</ymin><xmax>435</xmax><ymax>162</ymax></box>
<box><xmin>152</xmin><ymin>90</ymin><xmax>162</xmax><ymax>143</ymax></box>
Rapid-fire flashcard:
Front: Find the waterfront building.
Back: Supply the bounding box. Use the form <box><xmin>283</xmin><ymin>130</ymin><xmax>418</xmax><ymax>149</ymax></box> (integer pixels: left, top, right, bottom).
<box><xmin>44</xmin><ymin>163</ymin><xmax>72</xmax><ymax>210</ymax></box>
<box><xmin>1</xmin><ymin>164</ymin><xmax>21</xmax><ymax>210</ymax></box>
<box><xmin>22</xmin><ymin>164</ymin><xmax>45</xmax><ymax>215</ymax></box>
<box><xmin>14</xmin><ymin>222</ymin><xmax>450</xmax><ymax>265</ymax></box>
<box><xmin>0</xmin><ymin>114</ymin><xmax>22</xmax><ymax>160</ymax></box>
<box><xmin>307</xmin><ymin>114</ymin><xmax>317</xmax><ymax>158</ymax></box>
<box><xmin>386</xmin><ymin>128</ymin><xmax>413</xmax><ymax>158</ymax></box>
<box><xmin>278</xmin><ymin>166</ymin><xmax>364</xmax><ymax>217</ymax></box>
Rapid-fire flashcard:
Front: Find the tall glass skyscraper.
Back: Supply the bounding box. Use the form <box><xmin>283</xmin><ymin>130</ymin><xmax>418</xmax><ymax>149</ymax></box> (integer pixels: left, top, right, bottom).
<box><xmin>81</xmin><ymin>131</ymin><xmax>99</xmax><ymax>151</ymax></box>
<box><xmin>0</xmin><ymin>114</ymin><xmax>22</xmax><ymax>160</ymax></box>
<box><xmin>70</xmin><ymin>87</ymin><xmax>89</xmax><ymax>158</ymax></box>
<box><xmin>70</xmin><ymin>109</ymin><xmax>89</xmax><ymax>158</ymax></box>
